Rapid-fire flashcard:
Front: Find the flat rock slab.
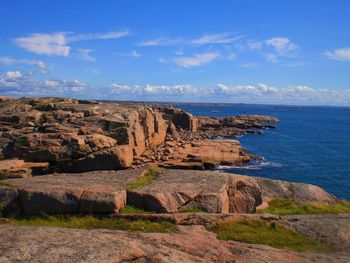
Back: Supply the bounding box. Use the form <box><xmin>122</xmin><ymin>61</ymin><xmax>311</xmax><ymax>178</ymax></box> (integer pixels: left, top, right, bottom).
<box><xmin>1</xmin><ymin>169</ymin><xmax>145</xmax><ymax>215</ymax></box>
<box><xmin>0</xmin><ymin>224</ymin><xmax>349</xmax><ymax>263</ymax></box>
<box><xmin>127</xmin><ymin>170</ymin><xmax>262</xmax><ymax>213</ymax></box>
<box><xmin>281</xmin><ymin>214</ymin><xmax>350</xmax><ymax>251</ymax></box>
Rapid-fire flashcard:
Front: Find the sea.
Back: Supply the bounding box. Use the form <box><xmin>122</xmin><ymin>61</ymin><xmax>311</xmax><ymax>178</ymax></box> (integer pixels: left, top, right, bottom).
<box><xmin>177</xmin><ymin>104</ymin><xmax>350</xmax><ymax>200</ymax></box>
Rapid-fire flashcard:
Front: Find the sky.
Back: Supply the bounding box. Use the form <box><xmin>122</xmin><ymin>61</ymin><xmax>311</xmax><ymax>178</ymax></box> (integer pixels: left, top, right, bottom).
<box><xmin>0</xmin><ymin>0</ymin><xmax>350</xmax><ymax>105</ymax></box>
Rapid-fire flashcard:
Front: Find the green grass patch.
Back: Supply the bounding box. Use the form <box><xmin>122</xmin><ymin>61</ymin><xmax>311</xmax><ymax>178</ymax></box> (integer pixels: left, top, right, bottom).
<box><xmin>215</xmin><ymin>219</ymin><xmax>331</xmax><ymax>252</ymax></box>
<box><xmin>180</xmin><ymin>207</ymin><xmax>205</xmax><ymax>213</ymax></box>
<box><xmin>120</xmin><ymin>205</ymin><xmax>154</xmax><ymax>214</ymax></box>
<box><xmin>259</xmin><ymin>199</ymin><xmax>350</xmax><ymax>215</ymax></box>
<box><xmin>127</xmin><ymin>165</ymin><xmax>165</xmax><ymax>190</ymax></box>
<box><xmin>3</xmin><ymin>214</ymin><xmax>177</xmax><ymax>233</ymax></box>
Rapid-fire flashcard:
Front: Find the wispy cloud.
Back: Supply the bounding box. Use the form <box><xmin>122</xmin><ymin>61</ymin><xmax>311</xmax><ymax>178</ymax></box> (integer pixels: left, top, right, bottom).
<box><xmin>191</xmin><ymin>33</ymin><xmax>242</xmax><ymax>45</ymax></box>
<box><xmin>14</xmin><ymin>30</ymin><xmax>130</xmax><ymax>56</ymax></box>
<box><xmin>77</xmin><ymin>49</ymin><xmax>95</xmax><ymax>61</ymax></box>
<box><xmin>265</xmin><ymin>37</ymin><xmax>298</xmax><ymax>55</ymax></box>
<box><xmin>138</xmin><ymin>33</ymin><xmax>241</xmax><ymax>46</ymax></box>
<box><xmin>324</xmin><ymin>48</ymin><xmax>350</xmax><ymax>61</ymax></box>
<box><xmin>0</xmin><ymin>56</ymin><xmax>47</xmax><ymax>74</ymax></box>
<box><xmin>174</xmin><ymin>52</ymin><xmax>219</xmax><ymax>68</ymax></box>
<box><xmin>115</xmin><ymin>50</ymin><xmax>141</xmax><ymax>58</ymax></box>
<box><xmin>67</xmin><ymin>30</ymin><xmax>130</xmax><ymax>42</ymax></box>
<box><xmin>138</xmin><ymin>37</ymin><xmax>183</xmax><ymax>46</ymax></box>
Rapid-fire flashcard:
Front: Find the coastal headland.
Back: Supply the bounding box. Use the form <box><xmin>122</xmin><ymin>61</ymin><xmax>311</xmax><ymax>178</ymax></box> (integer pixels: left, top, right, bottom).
<box><xmin>0</xmin><ymin>97</ymin><xmax>349</xmax><ymax>262</ymax></box>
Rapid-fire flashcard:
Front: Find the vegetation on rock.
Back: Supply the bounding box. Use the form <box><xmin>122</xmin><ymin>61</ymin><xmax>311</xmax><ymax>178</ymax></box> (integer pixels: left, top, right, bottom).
<box><xmin>259</xmin><ymin>198</ymin><xmax>350</xmax><ymax>215</ymax></box>
<box><xmin>127</xmin><ymin>165</ymin><xmax>165</xmax><ymax>190</ymax></box>
<box><xmin>119</xmin><ymin>205</ymin><xmax>153</xmax><ymax>214</ymax></box>
<box><xmin>2</xmin><ymin>214</ymin><xmax>177</xmax><ymax>233</ymax></box>
<box><xmin>215</xmin><ymin>219</ymin><xmax>332</xmax><ymax>252</ymax></box>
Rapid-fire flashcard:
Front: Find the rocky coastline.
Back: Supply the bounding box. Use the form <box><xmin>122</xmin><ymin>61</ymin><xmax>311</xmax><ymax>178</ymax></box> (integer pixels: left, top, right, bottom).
<box><xmin>0</xmin><ymin>97</ymin><xmax>349</xmax><ymax>263</ymax></box>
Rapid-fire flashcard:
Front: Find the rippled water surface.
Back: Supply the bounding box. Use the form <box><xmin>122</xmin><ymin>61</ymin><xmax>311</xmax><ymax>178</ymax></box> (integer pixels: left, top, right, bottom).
<box><xmin>178</xmin><ymin>104</ymin><xmax>350</xmax><ymax>200</ymax></box>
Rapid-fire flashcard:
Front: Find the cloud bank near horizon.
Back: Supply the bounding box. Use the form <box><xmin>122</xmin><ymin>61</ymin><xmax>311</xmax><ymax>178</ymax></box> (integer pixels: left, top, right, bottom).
<box><xmin>1</xmin><ymin>70</ymin><xmax>349</xmax><ymax>106</ymax></box>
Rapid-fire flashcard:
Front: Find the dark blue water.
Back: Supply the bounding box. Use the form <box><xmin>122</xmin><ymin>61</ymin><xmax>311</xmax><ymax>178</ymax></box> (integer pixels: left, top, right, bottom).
<box><xmin>178</xmin><ymin>104</ymin><xmax>350</xmax><ymax>200</ymax></box>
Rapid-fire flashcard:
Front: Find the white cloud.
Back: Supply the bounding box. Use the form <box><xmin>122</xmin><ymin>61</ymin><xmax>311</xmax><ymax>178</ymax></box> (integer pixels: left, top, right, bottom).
<box><xmin>138</xmin><ymin>37</ymin><xmax>183</xmax><ymax>46</ymax></box>
<box><xmin>4</xmin><ymin>70</ymin><xmax>23</xmax><ymax>79</ymax></box>
<box><xmin>106</xmin><ymin>81</ymin><xmax>350</xmax><ymax>105</ymax></box>
<box><xmin>15</xmin><ymin>32</ymin><xmax>70</xmax><ymax>56</ymax></box>
<box><xmin>0</xmin><ymin>70</ymin><xmax>86</xmax><ymax>96</ymax></box>
<box><xmin>324</xmin><ymin>48</ymin><xmax>350</xmax><ymax>61</ymax></box>
<box><xmin>67</xmin><ymin>30</ymin><xmax>130</xmax><ymax>42</ymax></box>
<box><xmin>265</xmin><ymin>37</ymin><xmax>297</xmax><ymax>55</ymax></box>
<box><xmin>15</xmin><ymin>30</ymin><xmax>130</xmax><ymax>57</ymax></box>
<box><xmin>115</xmin><ymin>50</ymin><xmax>141</xmax><ymax>58</ymax></box>
<box><xmin>0</xmin><ymin>56</ymin><xmax>48</xmax><ymax>74</ymax></box>
<box><xmin>191</xmin><ymin>33</ymin><xmax>242</xmax><ymax>45</ymax></box>
<box><xmin>139</xmin><ymin>33</ymin><xmax>241</xmax><ymax>46</ymax></box>
<box><xmin>174</xmin><ymin>52</ymin><xmax>219</xmax><ymax>68</ymax></box>
<box><xmin>110</xmin><ymin>83</ymin><xmax>132</xmax><ymax>94</ymax></box>
<box><xmin>77</xmin><ymin>49</ymin><xmax>95</xmax><ymax>61</ymax></box>
<box><xmin>130</xmin><ymin>50</ymin><xmax>141</xmax><ymax>58</ymax></box>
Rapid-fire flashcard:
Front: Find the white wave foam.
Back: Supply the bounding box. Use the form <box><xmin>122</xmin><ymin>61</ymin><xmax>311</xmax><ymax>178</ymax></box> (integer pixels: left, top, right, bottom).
<box><xmin>217</xmin><ymin>159</ymin><xmax>284</xmax><ymax>170</ymax></box>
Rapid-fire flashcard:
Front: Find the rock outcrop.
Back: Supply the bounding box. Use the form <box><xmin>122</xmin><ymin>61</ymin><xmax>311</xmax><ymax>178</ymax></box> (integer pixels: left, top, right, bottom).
<box><xmin>128</xmin><ymin>170</ymin><xmax>262</xmax><ymax>213</ymax></box>
<box><xmin>0</xmin><ymin>98</ymin><xmax>197</xmax><ymax>173</ymax></box>
<box><xmin>0</xmin><ymin>159</ymin><xmax>49</xmax><ymax>179</ymax></box>
<box><xmin>0</xmin><ymin>169</ymin><xmax>145</xmax><ymax>215</ymax></box>
<box><xmin>254</xmin><ymin>177</ymin><xmax>338</xmax><ymax>205</ymax></box>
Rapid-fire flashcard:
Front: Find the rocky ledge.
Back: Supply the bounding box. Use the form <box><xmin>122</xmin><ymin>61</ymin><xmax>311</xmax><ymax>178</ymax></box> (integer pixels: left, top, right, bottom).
<box><xmin>0</xmin><ymin>169</ymin><xmax>336</xmax><ymax>216</ymax></box>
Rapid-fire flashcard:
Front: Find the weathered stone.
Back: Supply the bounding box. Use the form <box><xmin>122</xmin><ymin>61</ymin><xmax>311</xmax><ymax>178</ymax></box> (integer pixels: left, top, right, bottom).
<box><xmin>0</xmin><ymin>159</ymin><xmax>49</xmax><ymax>179</ymax></box>
<box><xmin>0</xmin><ymin>223</ymin><xmax>349</xmax><ymax>263</ymax></box>
<box><xmin>281</xmin><ymin>214</ymin><xmax>350</xmax><ymax>251</ymax></box>
<box><xmin>128</xmin><ymin>170</ymin><xmax>262</xmax><ymax>213</ymax></box>
<box><xmin>0</xmin><ymin>186</ymin><xmax>18</xmax><ymax>214</ymax></box>
<box><xmin>254</xmin><ymin>177</ymin><xmax>338</xmax><ymax>205</ymax></box>
<box><xmin>1</xmin><ymin>169</ymin><xmax>145</xmax><ymax>215</ymax></box>
<box><xmin>161</xmin><ymin>139</ymin><xmax>245</xmax><ymax>169</ymax></box>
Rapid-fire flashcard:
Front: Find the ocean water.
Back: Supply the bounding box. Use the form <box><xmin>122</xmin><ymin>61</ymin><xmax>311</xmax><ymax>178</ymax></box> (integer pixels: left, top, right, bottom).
<box><xmin>178</xmin><ymin>104</ymin><xmax>350</xmax><ymax>200</ymax></box>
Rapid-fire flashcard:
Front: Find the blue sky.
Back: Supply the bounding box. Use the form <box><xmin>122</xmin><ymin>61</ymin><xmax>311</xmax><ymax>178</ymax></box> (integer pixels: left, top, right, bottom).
<box><xmin>0</xmin><ymin>0</ymin><xmax>350</xmax><ymax>105</ymax></box>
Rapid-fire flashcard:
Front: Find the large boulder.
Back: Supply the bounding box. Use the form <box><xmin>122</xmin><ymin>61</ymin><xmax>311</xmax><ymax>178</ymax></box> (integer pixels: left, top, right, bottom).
<box><xmin>128</xmin><ymin>170</ymin><xmax>262</xmax><ymax>213</ymax></box>
<box><xmin>254</xmin><ymin>177</ymin><xmax>338</xmax><ymax>205</ymax></box>
<box><xmin>0</xmin><ymin>169</ymin><xmax>145</xmax><ymax>215</ymax></box>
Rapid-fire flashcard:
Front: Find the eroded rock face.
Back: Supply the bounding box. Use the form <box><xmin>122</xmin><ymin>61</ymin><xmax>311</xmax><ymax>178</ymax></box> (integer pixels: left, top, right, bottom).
<box><xmin>0</xmin><ymin>98</ymin><xmax>196</xmax><ymax>173</ymax></box>
<box><xmin>0</xmin><ymin>169</ymin><xmax>145</xmax><ymax>215</ymax></box>
<box><xmin>127</xmin><ymin>170</ymin><xmax>262</xmax><ymax>213</ymax></box>
<box><xmin>159</xmin><ymin>139</ymin><xmax>248</xmax><ymax>169</ymax></box>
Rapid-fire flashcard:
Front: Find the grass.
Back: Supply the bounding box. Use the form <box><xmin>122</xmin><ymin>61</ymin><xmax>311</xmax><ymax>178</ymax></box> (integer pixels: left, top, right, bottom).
<box><xmin>2</xmin><ymin>214</ymin><xmax>177</xmax><ymax>233</ymax></box>
<box><xmin>259</xmin><ymin>199</ymin><xmax>350</xmax><ymax>216</ymax></box>
<box><xmin>180</xmin><ymin>207</ymin><xmax>205</xmax><ymax>213</ymax></box>
<box><xmin>119</xmin><ymin>205</ymin><xmax>154</xmax><ymax>214</ymax></box>
<box><xmin>127</xmin><ymin>165</ymin><xmax>165</xmax><ymax>190</ymax></box>
<box><xmin>215</xmin><ymin>219</ymin><xmax>331</xmax><ymax>252</ymax></box>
